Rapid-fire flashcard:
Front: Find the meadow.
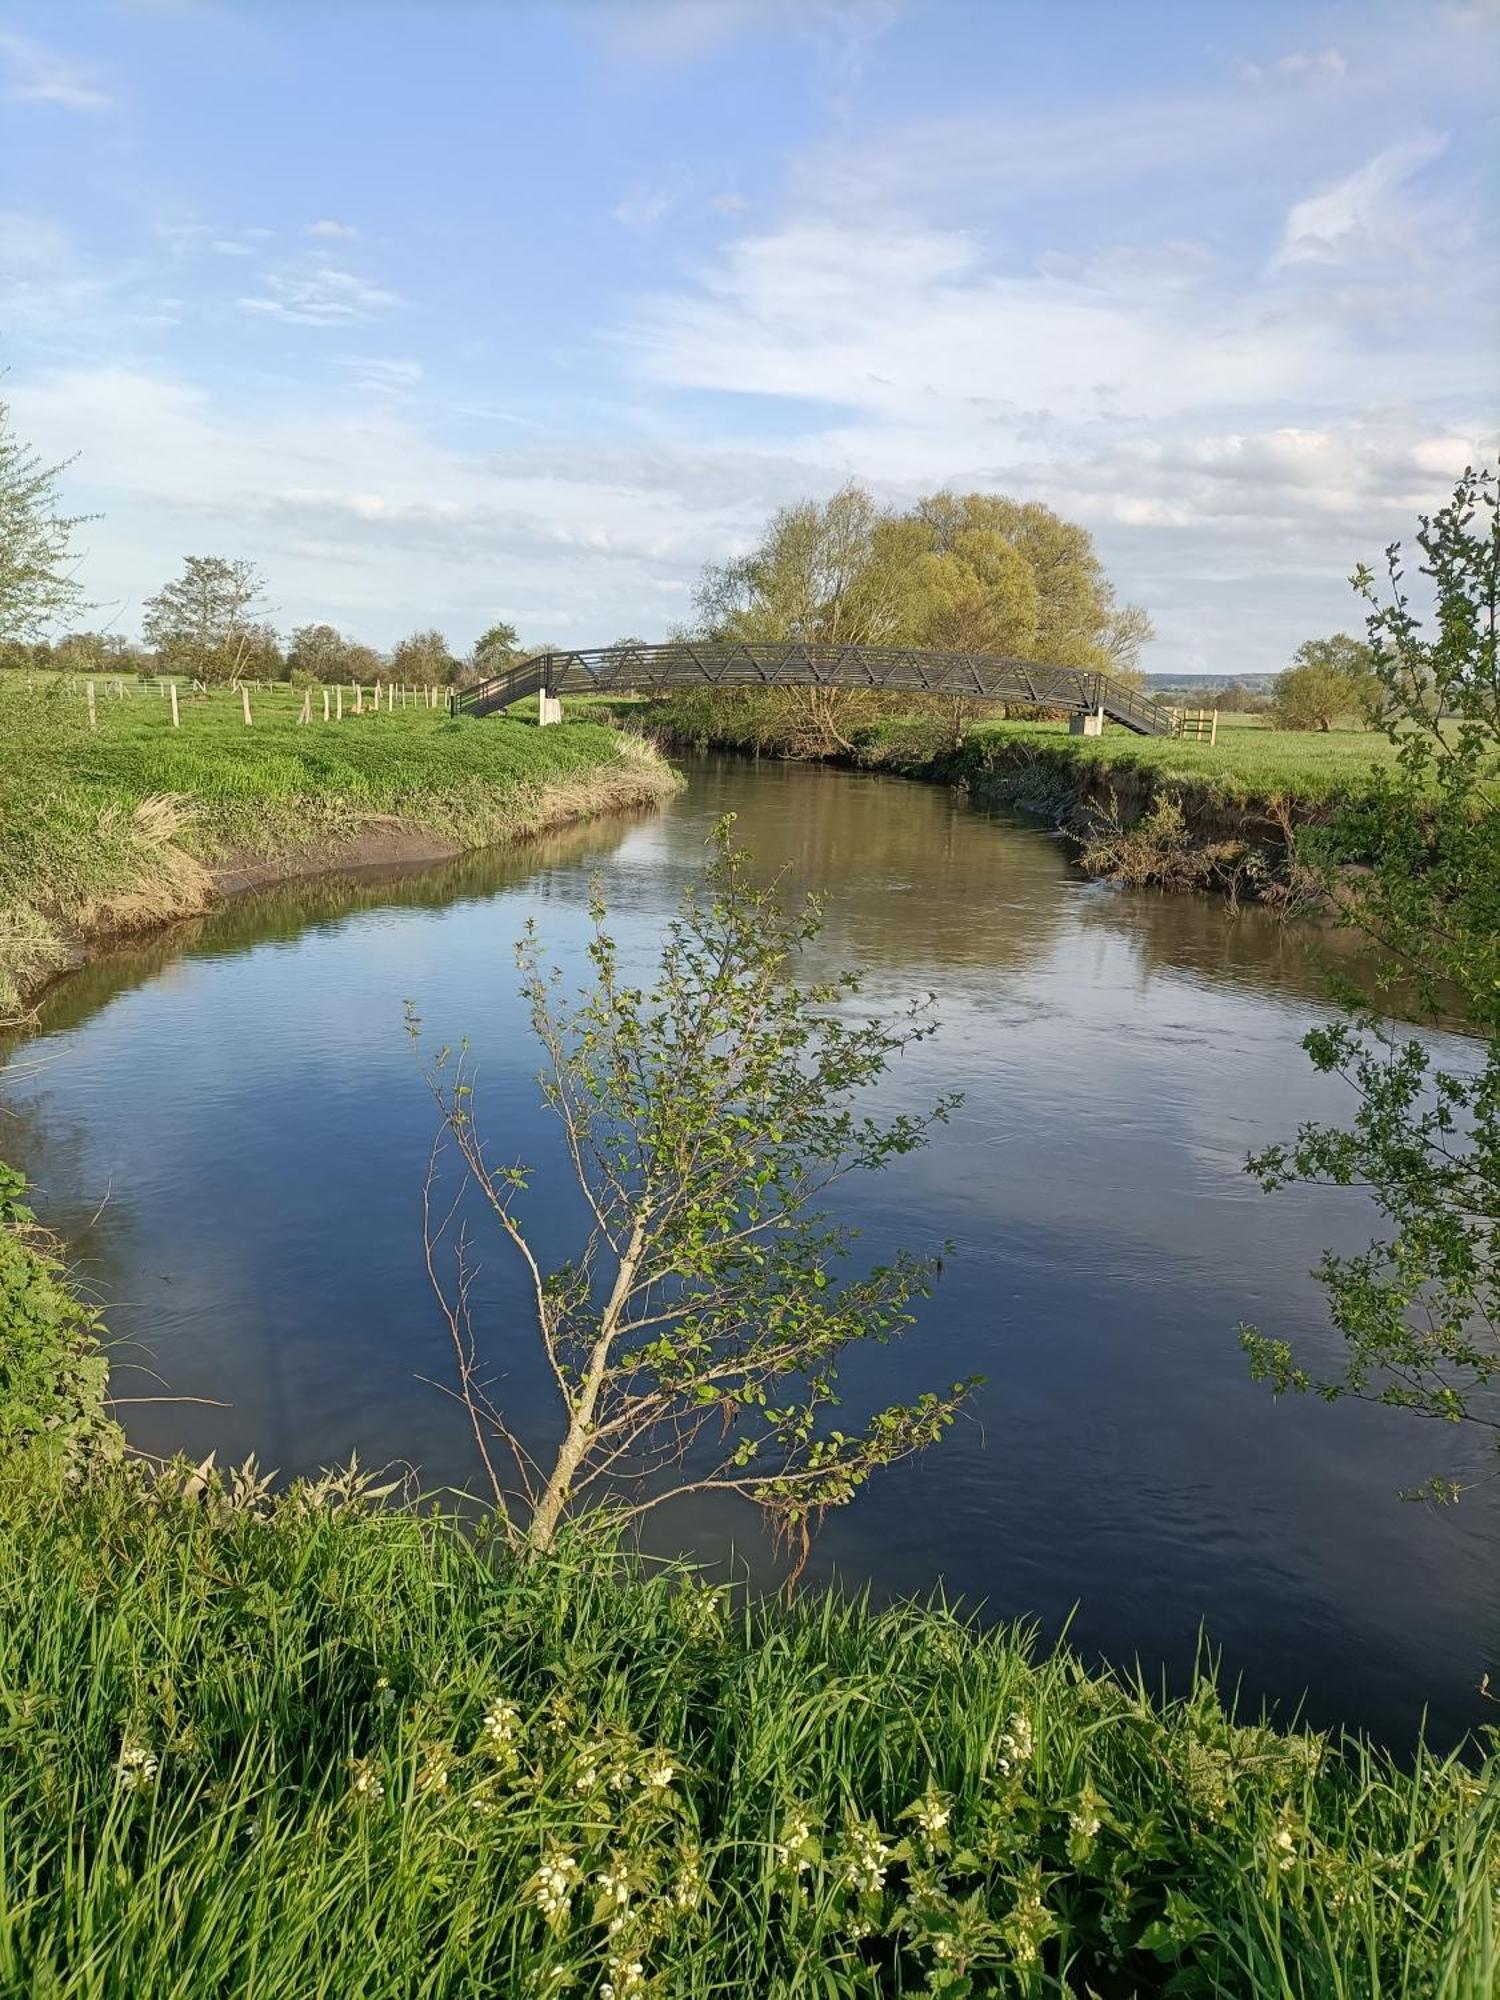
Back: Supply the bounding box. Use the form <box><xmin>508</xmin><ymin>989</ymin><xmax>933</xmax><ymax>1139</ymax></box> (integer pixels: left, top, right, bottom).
<box><xmin>0</xmin><ymin>676</ymin><xmax>674</xmax><ymax>1015</ymax></box>
<box><xmin>0</xmin><ymin>1422</ymin><xmax>1493</xmax><ymax>1997</ymax></box>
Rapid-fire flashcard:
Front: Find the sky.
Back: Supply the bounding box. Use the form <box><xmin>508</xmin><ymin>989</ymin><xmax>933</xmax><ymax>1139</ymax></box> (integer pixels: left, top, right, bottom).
<box><xmin>1</xmin><ymin>0</ymin><xmax>1496</xmax><ymax>678</ymax></box>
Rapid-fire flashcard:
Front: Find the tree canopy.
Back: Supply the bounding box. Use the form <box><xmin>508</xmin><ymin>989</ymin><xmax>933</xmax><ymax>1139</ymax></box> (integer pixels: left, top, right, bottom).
<box><xmin>695</xmin><ymin>484</ymin><xmax>1152</xmax><ymax>678</ymax></box>
<box><xmin>0</xmin><ymin>397</ymin><xmax>90</xmax><ymax>641</ymax></box>
<box><xmin>1272</xmin><ymin>634</ymin><xmax>1376</xmax><ymax>731</ymax></box>
<box><xmin>142</xmin><ymin>556</ymin><xmax>270</xmax><ymax>684</ymax></box>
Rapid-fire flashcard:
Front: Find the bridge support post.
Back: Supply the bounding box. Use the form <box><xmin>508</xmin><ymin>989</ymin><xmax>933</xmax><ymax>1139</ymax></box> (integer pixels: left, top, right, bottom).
<box><xmin>1070</xmin><ymin>706</ymin><xmax>1105</xmax><ymax>737</ymax></box>
<box><xmin>538</xmin><ymin>690</ymin><xmax>563</xmax><ymax>726</ymax></box>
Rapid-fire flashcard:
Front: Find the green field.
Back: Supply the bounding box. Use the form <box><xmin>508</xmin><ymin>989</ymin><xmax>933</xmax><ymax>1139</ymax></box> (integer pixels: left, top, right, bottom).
<box><xmin>0</xmin><ymin>678</ymin><xmax>673</xmax><ymax>1015</ymax></box>
<box><xmin>635</xmin><ymin>687</ymin><xmax>1397</xmax><ymax>806</ymax></box>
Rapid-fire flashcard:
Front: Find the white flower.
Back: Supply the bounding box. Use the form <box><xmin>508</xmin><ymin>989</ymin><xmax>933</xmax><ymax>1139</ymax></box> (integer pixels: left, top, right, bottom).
<box><xmin>913</xmin><ymin>1795</ymin><xmax>950</xmax><ymax>1838</ymax></box>
<box><xmin>348</xmin><ymin>1758</ymin><xmax>384</xmax><ymax>1803</ymax></box>
<box><xmin>601</xmin><ymin>1958</ymin><xmax>644</xmax><ymax>1999</ymax></box>
<box><xmin>116</xmin><ymin>1740</ymin><xmax>158</xmax><ymax>1791</ymax></box>
<box><xmin>644</xmin><ymin>1758</ymin><xmax>676</xmax><ymax>1790</ymax></box>
<box><xmin>840</xmin><ymin>1821</ymin><xmax>890</xmax><ymax>1896</ymax></box>
<box><xmin>596</xmin><ymin>1865</ymin><xmax>631</xmax><ymax>1908</ymax></box>
<box><xmin>481</xmin><ymin>1699</ymin><xmax>520</xmax><ymax>1750</ymax></box>
<box><xmin>996</xmin><ymin>1709</ymin><xmax>1033</xmax><ymax>1775</ymax></box>
<box><xmin>772</xmin><ymin>1815</ymin><xmax>813</xmax><ymax>1874</ymax></box>
<box><xmin>525</xmin><ymin>1848</ymin><xmax>579</xmax><ymax>1925</ymax></box>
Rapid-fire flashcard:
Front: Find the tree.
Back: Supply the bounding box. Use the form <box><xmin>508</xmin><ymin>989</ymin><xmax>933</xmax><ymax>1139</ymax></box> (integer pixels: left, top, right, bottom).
<box><xmin>287</xmin><ymin>622</ymin><xmax>354</xmax><ymax>683</ymax></box>
<box><xmin>414</xmin><ymin>823</ymin><xmax>976</xmax><ymax>1557</ymax></box>
<box><xmin>695</xmin><ymin>488</ymin><xmax>927</xmax><ymax>751</ymax></box>
<box><xmin>0</xmin><ymin>396</ymin><xmax>90</xmax><ymax>640</ymax></box>
<box><xmin>472</xmin><ymin>621</ymin><xmax>523</xmax><ymax>679</ymax></box>
<box><xmin>142</xmin><ymin>556</ymin><xmax>269</xmax><ymax>684</ymax></box>
<box><xmin>914</xmin><ymin>491</ymin><xmax>1152</xmax><ymax>681</ymax></box>
<box><xmin>1241</xmin><ymin>471</ymin><xmax>1500</xmax><ymax>1500</ymax></box>
<box><xmin>1272</xmin><ymin>634</ymin><xmax>1376</xmax><ymax>731</ymax></box>
<box><xmin>390</xmin><ymin>628</ymin><xmax>457</xmax><ymax>686</ymax></box>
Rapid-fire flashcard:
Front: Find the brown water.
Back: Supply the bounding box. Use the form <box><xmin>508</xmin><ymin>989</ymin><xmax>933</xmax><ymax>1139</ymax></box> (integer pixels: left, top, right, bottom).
<box><xmin>3</xmin><ymin>754</ymin><xmax>1494</xmax><ymax>1746</ymax></box>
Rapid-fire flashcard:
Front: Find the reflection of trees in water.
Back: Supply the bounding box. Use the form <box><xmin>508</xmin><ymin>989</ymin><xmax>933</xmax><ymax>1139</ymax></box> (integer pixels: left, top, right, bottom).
<box><xmin>3</xmin><ymin>810</ymin><xmax>650</xmax><ymax>1048</ymax></box>
<box><xmin>680</xmin><ymin>757</ymin><xmax>1071</xmax><ymax>980</ymax></box>
<box><xmin>1070</xmin><ymin>879</ymin><xmax>1448</xmax><ymax>1025</ymax></box>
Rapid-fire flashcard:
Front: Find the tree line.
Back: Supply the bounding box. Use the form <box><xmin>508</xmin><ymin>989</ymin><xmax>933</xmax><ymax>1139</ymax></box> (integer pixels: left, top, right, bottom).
<box><xmin>0</xmin><ymin>387</ymin><xmax>1389</xmax><ymax>728</ymax></box>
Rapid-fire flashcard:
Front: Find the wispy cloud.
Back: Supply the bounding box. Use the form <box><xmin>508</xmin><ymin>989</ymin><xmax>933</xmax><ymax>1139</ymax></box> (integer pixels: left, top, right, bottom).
<box><xmin>0</xmin><ymin>28</ymin><xmax>114</xmax><ymax>110</ymax></box>
<box><xmin>306</xmin><ymin>219</ymin><xmax>360</xmax><ymax>240</ymax></box>
<box><xmin>1237</xmin><ymin>48</ymin><xmax>1348</xmax><ymax>85</ymax></box>
<box><xmin>1272</xmin><ymin>133</ymin><xmax>1449</xmax><ymax>267</ymax></box>
<box><xmin>237</xmin><ymin>265</ymin><xmax>402</xmax><ymax>326</ymax></box>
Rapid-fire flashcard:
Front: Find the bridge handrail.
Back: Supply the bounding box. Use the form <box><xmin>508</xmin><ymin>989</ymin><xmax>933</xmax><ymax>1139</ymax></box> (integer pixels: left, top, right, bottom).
<box><xmin>455</xmin><ymin>642</ymin><xmax>1174</xmax><ymax>736</ymax></box>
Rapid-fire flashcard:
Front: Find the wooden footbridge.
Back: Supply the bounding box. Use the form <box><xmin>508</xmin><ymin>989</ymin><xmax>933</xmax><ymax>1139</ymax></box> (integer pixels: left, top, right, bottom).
<box><xmin>454</xmin><ymin>641</ymin><xmax>1174</xmax><ymax>736</ymax></box>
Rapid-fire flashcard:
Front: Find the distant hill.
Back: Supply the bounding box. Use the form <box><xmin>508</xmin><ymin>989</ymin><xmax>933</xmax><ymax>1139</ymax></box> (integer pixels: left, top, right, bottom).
<box><xmin>1143</xmin><ymin>672</ymin><xmax>1278</xmax><ymax>693</ymax></box>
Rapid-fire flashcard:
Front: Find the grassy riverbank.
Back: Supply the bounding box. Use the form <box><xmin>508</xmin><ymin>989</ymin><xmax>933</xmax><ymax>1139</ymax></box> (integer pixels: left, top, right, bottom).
<box><xmin>635</xmin><ymin>690</ymin><xmax>1398</xmax><ymax>899</ymax></box>
<box><xmin>0</xmin><ymin>1182</ymin><xmax>1494</xmax><ymax>1996</ymax></box>
<box><xmin>0</xmin><ymin>679</ymin><xmax>676</xmax><ymax>1016</ymax></box>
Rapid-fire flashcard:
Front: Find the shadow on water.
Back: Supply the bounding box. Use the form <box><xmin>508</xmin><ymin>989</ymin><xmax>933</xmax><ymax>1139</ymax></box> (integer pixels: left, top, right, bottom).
<box><xmin>1</xmin><ymin>754</ymin><xmax>1495</xmax><ymax>1749</ymax></box>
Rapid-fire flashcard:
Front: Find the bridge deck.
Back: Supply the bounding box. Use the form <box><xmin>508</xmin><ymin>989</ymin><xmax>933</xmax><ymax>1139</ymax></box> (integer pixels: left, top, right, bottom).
<box><xmin>456</xmin><ymin>641</ymin><xmax>1172</xmax><ymax>736</ymax></box>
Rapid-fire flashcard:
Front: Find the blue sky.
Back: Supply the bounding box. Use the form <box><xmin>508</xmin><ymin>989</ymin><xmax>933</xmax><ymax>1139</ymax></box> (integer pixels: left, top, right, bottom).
<box><xmin>2</xmin><ymin>1</ymin><xmax>1495</xmax><ymax>676</ymax></box>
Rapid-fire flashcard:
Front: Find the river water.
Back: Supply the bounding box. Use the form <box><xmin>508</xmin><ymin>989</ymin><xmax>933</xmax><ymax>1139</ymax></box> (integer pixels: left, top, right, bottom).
<box><xmin>3</xmin><ymin>755</ymin><xmax>1494</xmax><ymax>1747</ymax></box>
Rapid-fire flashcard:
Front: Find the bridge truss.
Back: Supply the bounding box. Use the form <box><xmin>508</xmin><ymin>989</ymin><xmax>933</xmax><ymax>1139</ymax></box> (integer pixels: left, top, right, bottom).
<box><xmin>455</xmin><ymin>641</ymin><xmax>1173</xmax><ymax>737</ymax></box>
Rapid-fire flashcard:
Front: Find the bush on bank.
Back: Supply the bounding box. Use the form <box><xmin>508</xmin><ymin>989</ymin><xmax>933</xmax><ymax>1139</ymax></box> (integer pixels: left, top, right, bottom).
<box><xmin>0</xmin><ymin>1185</ymin><xmax>1494</xmax><ymax>1998</ymax></box>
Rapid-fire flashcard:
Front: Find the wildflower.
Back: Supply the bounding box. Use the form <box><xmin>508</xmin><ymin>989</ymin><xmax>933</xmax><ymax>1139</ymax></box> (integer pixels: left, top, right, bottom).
<box><xmin>348</xmin><ymin>1757</ymin><xmax>384</xmax><ymax>1804</ymax></box>
<box><xmin>1068</xmin><ymin>1780</ymin><xmax>1105</xmax><ymax>1849</ymax></box>
<box><xmin>596</xmin><ymin>1865</ymin><xmax>632</xmax><ymax>1909</ymax></box>
<box><xmin>840</xmin><ymin>1819</ymin><xmax>890</xmax><ymax>1896</ymax></box>
<box><xmin>643</xmin><ymin>1757</ymin><xmax>676</xmax><ymax>1791</ymax></box>
<box><xmin>772</xmin><ymin>1813</ymin><xmax>814</xmax><ymax>1876</ymax></box>
<box><xmin>600</xmin><ymin>1958</ymin><xmax>644</xmax><ymax>2000</ymax></box>
<box><xmin>572</xmin><ymin>1755</ymin><xmax>601</xmax><ymax>1794</ymax></box>
<box><xmin>416</xmin><ymin>1743</ymin><xmax>453</xmax><ymax>1796</ymax></box>
<box><xmin>373</xmin><ymin>1673</ymin><xmax>394</xmax><ymax>1704</ymax></box>
<box><xmin>116</xmin><ymin>1740</ymin><xmax>158</xmax><ymax>1792</ymax></box>
<box><xmin>526</xmin><ymin>1849</ymin><xmax>580</xmax><ymax>1929</ymax></box>
<box><xmin>672</xmin><ymin>1842</ymin><xmax>704</xmax><ymax>1912</ymax></box>
<box><xmin>996</xmin><ymin>1709</ymin><xmax>1033</xmax><ymax>1775</ymax></box>
<box><xmin>1272</xmin><ymin>1808</ymin><xmax>1300</xmax><ymax>1873</ymax></box>
<box><xmin>481</xmin><ymin>1699</ymin><xmax>521</xmax><ymax>1754</ymax></box>
<box><xmin>905</xmin><ymin>1783</ymin><xmax>951</xmax><ymax>1841</ymax></box>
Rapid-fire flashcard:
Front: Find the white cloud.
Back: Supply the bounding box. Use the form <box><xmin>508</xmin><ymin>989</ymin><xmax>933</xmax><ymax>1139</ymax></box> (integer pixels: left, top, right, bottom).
<box><xmin>1237</xmin><ymin>48</ymin><xmax>1348</xmax><ymax>85</ymax></box>
<box><xmin>1272</xmin><ymin>133</ymin><xmax>1449</xmax><ymax>267</ymax></box>
<box><xmin>237</xmin><ymin>265</ymin><xmax>403</xmax><ymax>326</ymax></box>
<box><xmin>612</xmin><ymin>183</ymin><xmax>681</xmax><ymax>231</ymax></box>
<box><xmin>210</xmin><ymin>239</ymin><xmax>255</xmax><ymax>257</ymax></box>
<box><xmin>0</xmin><ymin>29</ymin><xmax>114</xmax><ymax>111</ymax></box>
<box><xmin>306</xmin><ymin>219</ymin><xmax>360</xmax><ymax>240</ymax></box>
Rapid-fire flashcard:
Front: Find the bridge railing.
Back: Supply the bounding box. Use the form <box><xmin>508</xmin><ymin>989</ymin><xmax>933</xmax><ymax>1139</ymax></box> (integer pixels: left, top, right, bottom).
<box><xmin>455</xmin><ymin>643</ymin><xmax>1174</xmax><ymax>736</ymax></box>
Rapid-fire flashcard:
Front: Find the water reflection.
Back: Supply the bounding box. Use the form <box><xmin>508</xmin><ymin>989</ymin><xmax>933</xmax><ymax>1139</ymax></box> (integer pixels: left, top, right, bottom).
<box><xmin>1</xmin><ymin>754</ymin><xmax>1494</xmax><ymax>1748</ymax></box>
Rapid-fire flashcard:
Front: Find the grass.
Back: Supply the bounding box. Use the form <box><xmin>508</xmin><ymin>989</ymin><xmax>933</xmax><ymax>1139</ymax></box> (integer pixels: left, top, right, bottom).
<box><xmin>950</xmin><ymin>718</ymin><xmax>1400</xmax><ymax>804</ymax></box>
<box><xmin>0</xmin><ymin>1438</ymin><xmax>1493</xmax><ymax>1999</ymax></box>
<box><xmin>0</xmin><ymin>677</ymin><xmax>676</xmax><ymax>1016</ymax></box>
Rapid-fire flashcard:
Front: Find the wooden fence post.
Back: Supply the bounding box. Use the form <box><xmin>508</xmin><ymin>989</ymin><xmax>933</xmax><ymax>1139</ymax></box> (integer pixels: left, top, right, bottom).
<box><xmin>336</xmin><ymin>687</ymin><xmax>344</xmax><ymax>721</ymax></box>
<box><xmin>355</xmin><ymin>684</ymin><xmax>364</xmax><ymax>715</ymax></box>
<box><xmin>298</xmin><ymin>689</ymin><xmax>312</xmax><ymax>725</ymax></box>
<box><xmin>169</xmin><ymin>683</ymin><xmax>180</xmax><ymax>728</ymax></box>
<box><xmin>323</xmin><ymin>688</ymin><xmax>331</xmax><ymax>723</ymax></box>
<box><xmin>242</xmin><ymin>686</ymin><xmax>253</xmax><ymax>726</ymax></box>
<box><xmin>86</xmin><ymin>680</ymin><xmax>97</xmax><ymax>731</ymax></box>
<box><xmin>374</xmin><ymin>679</ymin><xmax>382</xmax><ymax>712</ymax></box>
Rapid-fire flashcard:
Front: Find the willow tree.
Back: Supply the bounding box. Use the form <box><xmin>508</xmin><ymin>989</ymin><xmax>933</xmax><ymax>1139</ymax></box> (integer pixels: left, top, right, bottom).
<box><xmin>415</xmin><ymin>822</ymin><xmax>975</xmax><ymax>1556</ymax></box>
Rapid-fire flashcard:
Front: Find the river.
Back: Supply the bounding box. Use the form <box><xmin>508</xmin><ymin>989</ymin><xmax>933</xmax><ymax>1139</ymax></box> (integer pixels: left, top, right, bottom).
<box><xmin>3</xmin><ymin>754</ymin><xmax>1494</xmax><ymax>1747</ymax></box>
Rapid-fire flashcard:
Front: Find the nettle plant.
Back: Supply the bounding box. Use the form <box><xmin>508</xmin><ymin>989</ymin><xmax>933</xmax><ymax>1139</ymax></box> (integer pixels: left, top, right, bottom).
<box><xmin>412</xmin><ymin>820</ymin><xmax>975</xmax><ymax>1556</ymax></box>
<box><xmin>1241</xmin><ymin>470</ymin><xmax>1500</xmax><ymax>1499</ymax></box>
